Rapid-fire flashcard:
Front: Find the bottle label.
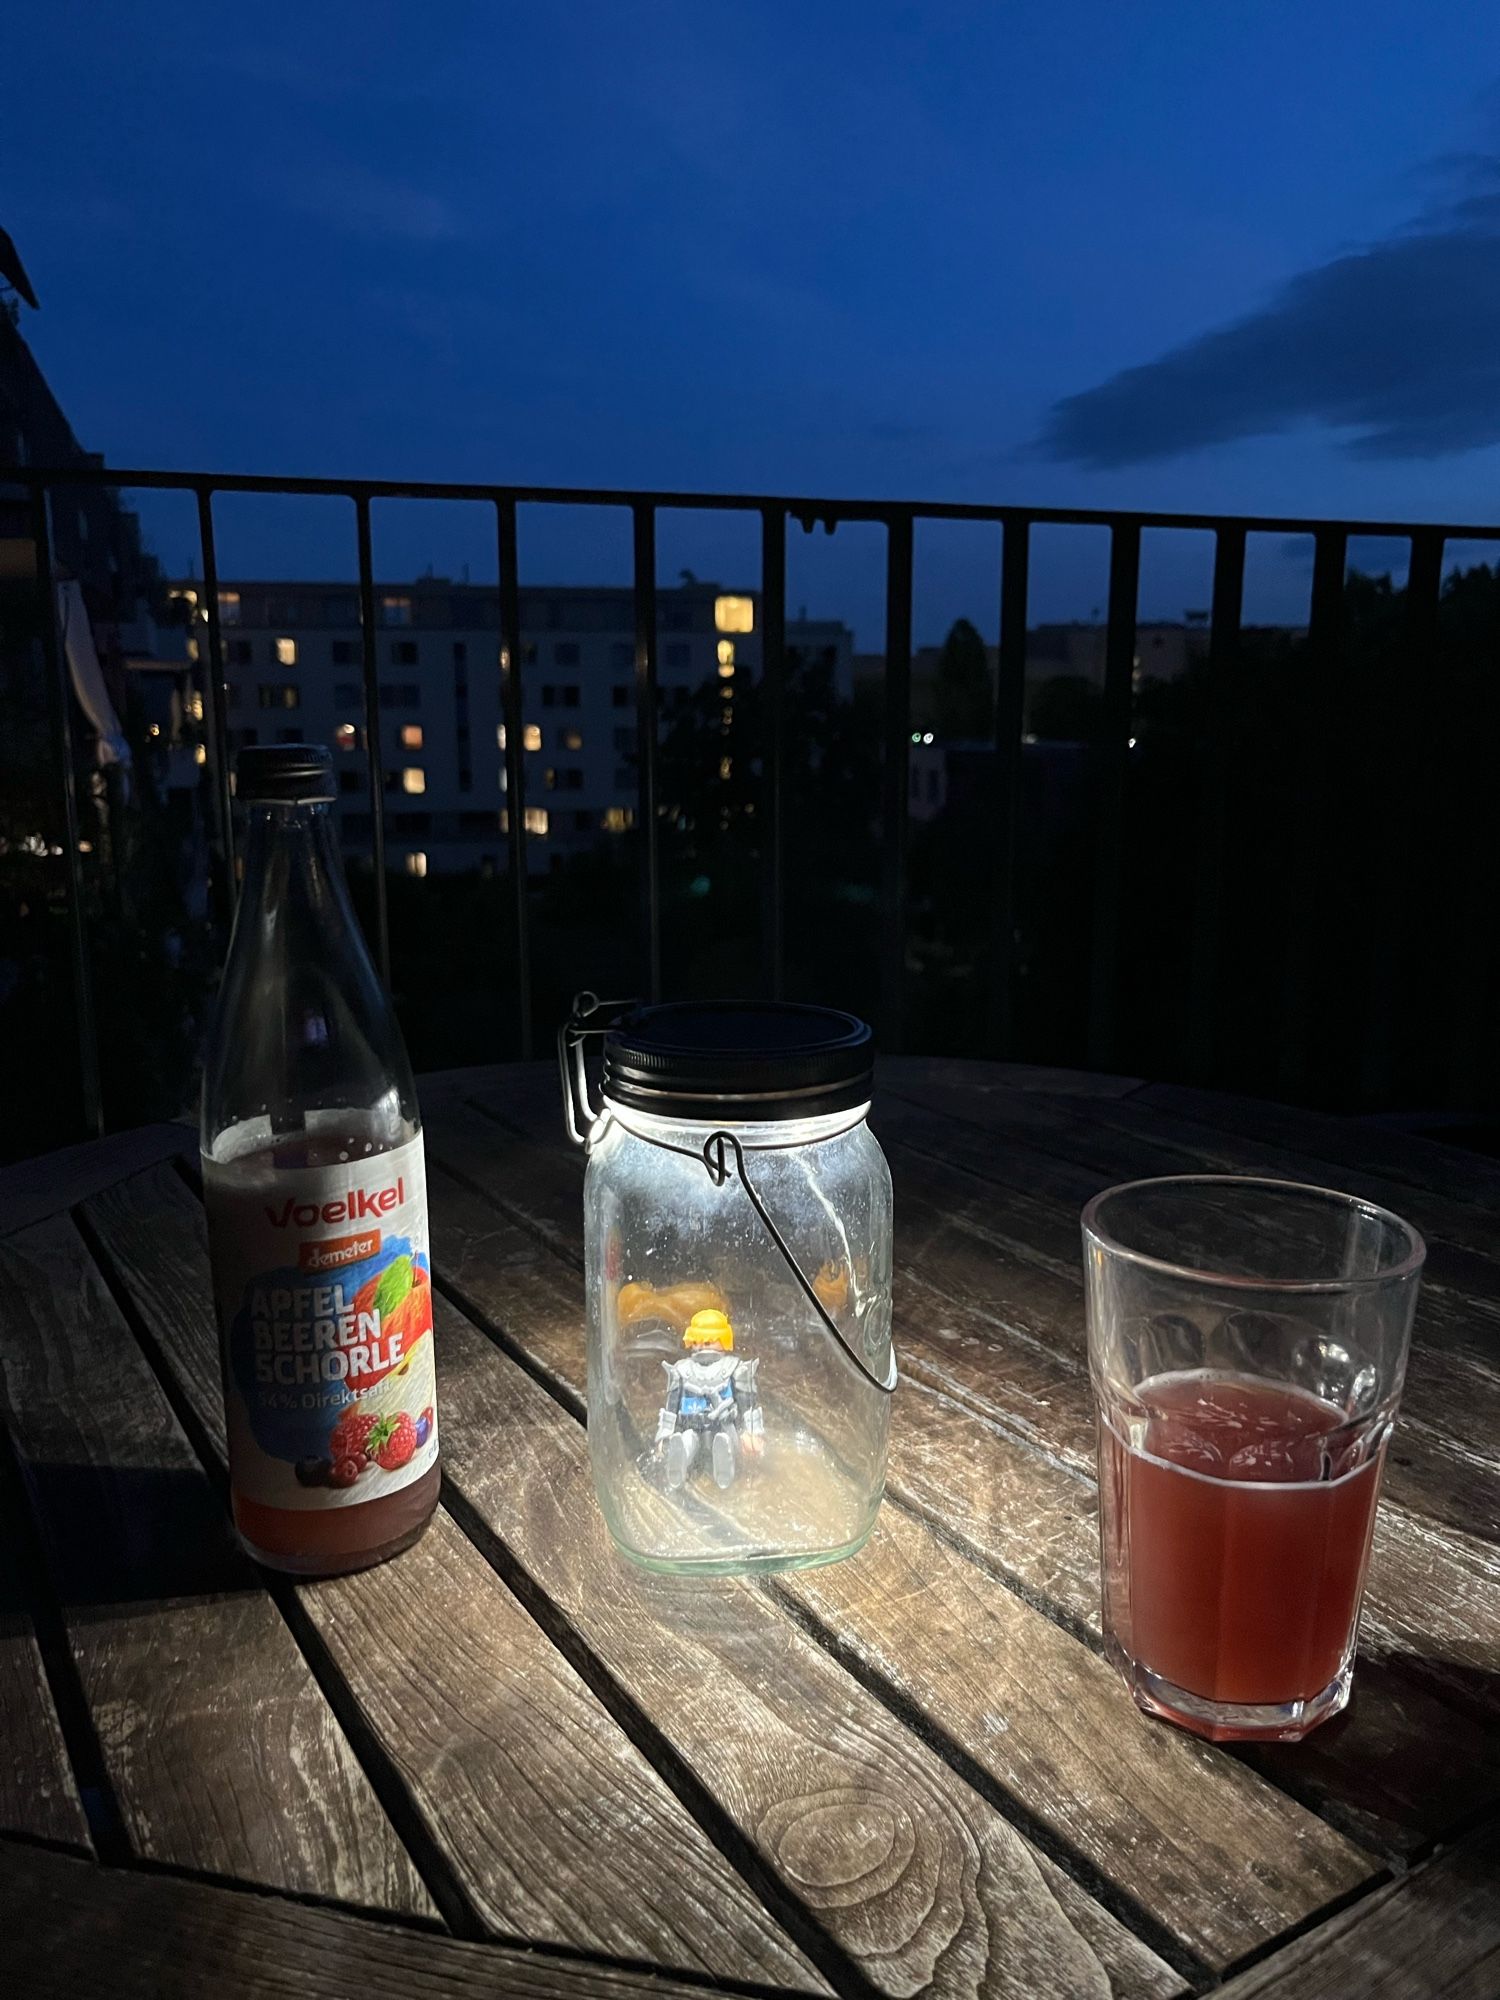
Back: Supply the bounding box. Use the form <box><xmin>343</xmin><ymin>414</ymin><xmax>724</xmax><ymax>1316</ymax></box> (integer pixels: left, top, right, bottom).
<box><xmin>204</xmin><ymin>1134</ymin><xmax>439</xmax><ymax>1509</ymax></box>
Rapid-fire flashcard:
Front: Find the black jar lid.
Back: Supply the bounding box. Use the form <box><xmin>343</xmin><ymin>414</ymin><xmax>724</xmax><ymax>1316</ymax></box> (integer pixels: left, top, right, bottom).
<box><xmin>602</xmin><ymin>1001</ymin><xmax>874</xmax><ymax>1122</ymax></box>
<box><xmin>236</xmin><ymin>743</ymin><xmax>336</xmax><ymax>804</ymax></box>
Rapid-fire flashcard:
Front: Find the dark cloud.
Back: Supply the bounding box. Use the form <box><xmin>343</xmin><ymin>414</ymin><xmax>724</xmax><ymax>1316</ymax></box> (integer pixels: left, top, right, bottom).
<box><xmin>1041</xmin><ymin>167</ymin><xmax>1500</xmax><ymax>465</ymax></box>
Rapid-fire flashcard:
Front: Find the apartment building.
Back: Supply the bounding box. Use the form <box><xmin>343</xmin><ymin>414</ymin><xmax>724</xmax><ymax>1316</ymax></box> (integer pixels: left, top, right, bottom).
<box><xmin>175</xmin><ymin>577</ymin><xmax>765</xmax><ymax>875</ymax></box>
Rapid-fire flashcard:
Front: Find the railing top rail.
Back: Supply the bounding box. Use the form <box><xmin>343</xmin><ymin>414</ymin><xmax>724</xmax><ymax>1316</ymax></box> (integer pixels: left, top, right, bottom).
<box><xmin>9</xmin><ymin>464</ymin><xmax>1500</xmax><ymax>545</ymax></box>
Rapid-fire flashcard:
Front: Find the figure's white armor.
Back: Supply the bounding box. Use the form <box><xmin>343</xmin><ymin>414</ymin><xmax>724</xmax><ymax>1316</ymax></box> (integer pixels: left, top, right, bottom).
<box><xmin>657</xmin><ymin>1352</ymin><xmax>762</xmax><ymax>1490</ymax></box>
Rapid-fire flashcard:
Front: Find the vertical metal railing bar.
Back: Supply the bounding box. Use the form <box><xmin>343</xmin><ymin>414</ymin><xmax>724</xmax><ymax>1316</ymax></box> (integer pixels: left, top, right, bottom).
<box><xmin>193</xmin><ymin>487</ymin><xmax>237</xmax><ymax>933</ymax></box>
<box><xmin>1086</xmin><ymin>522</ymin><xmax>1141</xmax><ymax>1070</ymax></box>
<box><xmin>879</xmin><ymin>512</ymin><xmax>915</xmax><ymax>1051</ymax></box>
<box><xmin>988</xmin><ymin>515</ymin><xmax>1030</xmax><ymax>1054</ymax></box>
<box><xmin>1399</xmin><ymin>529</ymin><xmax>1462</xmax><ymax>1104</ymax></box>
<box><xmin>495</xmin><ymin>498</ymin><xmax>533</xmax><ymax>1058</ymax></box>
<box><xmin>353</xmin><ymin>495</ymin><xmax>391</xmax><ymax>985</ymax></box>
<box><xmin>1186</xmin><ymin>524</ymin><xmax>1246</xmax><ymax>1082</ymax></box>
<box><xmin>759</xmin><ymin>506</ymin><xmax>787</xmax><ymax>1001</ymax></box>
<box><xmin>1275</xmin><ymin>526</ymin><xmax>1347</xmax><ymax>1101</ymax></box>
<box><xmin>31</xmin><ymin>484</ymin><xmax>104</xmax><ymax>1138</ymax></box>
<box><xmin>632</xmin><ymin>504</ymin><xmax>662</xmax><ymax>1002</ymax></box>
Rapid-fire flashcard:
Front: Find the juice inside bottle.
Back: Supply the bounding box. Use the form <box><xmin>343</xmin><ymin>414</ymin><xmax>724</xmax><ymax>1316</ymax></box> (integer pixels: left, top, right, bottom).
<box><xmin>1099</xmin><ymin>1370</ymin><xmax>1385</xmax><ymax>1710</ymax></box>
<box><xmin>201</xmin><ymin>745</ymin><xmax>439</xmax><ymax>1576</ymax></box>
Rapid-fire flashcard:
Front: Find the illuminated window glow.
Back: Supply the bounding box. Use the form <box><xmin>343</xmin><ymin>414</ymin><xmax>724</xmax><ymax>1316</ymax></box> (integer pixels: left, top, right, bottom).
<box><xmin>218</xmin><ymin>591</ymin><xmax>241</xmax><ymax>625</ymax></box>
<box><xmin>187</xmin><ymin>692</ymin><xmax>204</xmax><ymax>722</ymax></box>
<box><xmin>524</xmin><ymin>807</ymin><xmax>549</xmax><ymax>836</ymax></box>
<box><xmin>602</xmin><ymin>806</ymin><xmax>635</xmax><ymax>832</ymax></box>
<box><xmin>563</xmin><ymin>729</ymin><xmax>583</xmax><ymax>751</ymax></box>
<box><xmin>275</xmin><ymin>637</ymin><xmax>297</xmax><ymax>666</ymax></box>
<box><xmin>401</xmin><ymin>767</ymin><xmax>426</xmax><ymax>795</ymax></box>
<box><xmin>195</xmin><ymin>743</ymin><xmax>208</xmax><ymax>765</ymax></box>
<box><xmin>717</xmin><ymin>661</ymin><xmax>735</xmax><ymax>680</ymax></box>
<box><xmin>523</xmin><ymin>723</ymin><xmax>542</xmax><ymax>751</ymax></box>
<box><xmin>405</xmin><ymin>851</ymin><xmax>428</xmax><ymax>878</ymax></box>
<box><xmin>381</xmin><ymin>596</ymin><xmax>412</xmax><ymax>626</ymax></box>
<box><xmin>715</xmin><ymin>595</ymin><xmax>754</xmax><ymax>634</ymax></box>
<box><xmin>401</xmin><ymin>724</ymin><xmax>423</xmax><ymax>748</ymax></box>
<box><xmin>496</xmin><ymin>724</ymin><xmax>506</xmax><ymax>749</ymax></box>
<box><xmin>719</xmin><ymin>756</ymin><xmax>732</xmax><ymax>779</ymax></box>
<box><xmin>335</xmin><ymin>723</ymin><xmax>358</xmax><ymax>750</ymax></box>
<box><xmin>717</xmin><ymin>640</ymin><xmax>735</xmax><ymax>666</ymax></box>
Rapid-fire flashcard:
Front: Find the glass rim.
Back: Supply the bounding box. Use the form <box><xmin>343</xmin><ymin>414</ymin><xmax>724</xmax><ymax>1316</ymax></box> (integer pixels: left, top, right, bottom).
<box><xmin>1081</xmin><ymin>1173</ymin><xmax>1427</xmax><ymax>1294</ymax></box>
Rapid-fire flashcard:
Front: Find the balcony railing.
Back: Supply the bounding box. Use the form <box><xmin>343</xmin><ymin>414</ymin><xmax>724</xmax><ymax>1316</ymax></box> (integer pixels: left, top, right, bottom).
<box><xmin>12</xmin><ymin>463</ymin><xmax>1500</xmax><ymax>1143</ymax></box>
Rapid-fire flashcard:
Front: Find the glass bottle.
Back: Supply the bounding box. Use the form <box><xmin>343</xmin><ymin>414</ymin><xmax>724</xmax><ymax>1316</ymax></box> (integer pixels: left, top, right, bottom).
<box><xmin>202</xmin><ymin>744</ymin><xmax>439</xmax><ymax>1575</ymax></box>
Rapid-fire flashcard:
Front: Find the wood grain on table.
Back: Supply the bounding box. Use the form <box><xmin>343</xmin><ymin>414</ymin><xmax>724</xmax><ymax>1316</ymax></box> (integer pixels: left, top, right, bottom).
<box><xmin>1</xmin><ymin>1059</ymin><xmax>1496</xmax><ymax>2000</ymax></box>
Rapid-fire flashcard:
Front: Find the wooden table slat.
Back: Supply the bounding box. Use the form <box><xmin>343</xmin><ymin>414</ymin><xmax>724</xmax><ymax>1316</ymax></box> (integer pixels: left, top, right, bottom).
<box><xmin>0</xmin><ymin>1838</ymin><xmax>772</xmax><ymax>2000</ymax></box>
<box><xmin>0</xmin><ymin>1213</ymin><xmax>434</xmax><ymax>1917</ymax></box>
<box><xmin>421</xmin><ymin>1101</ymin><xmax>1381</xmax><ymax>1974</ymax></box>
<box><xmin>0</xmin><ymin>1624</ymin><xmax>90</xmax><ymax>1852</ymax></box>
<box><xmin>82</xmin><ymin>1164</ymin><xmax>831</xmax><ymax>1993</ymax></box>
<box><xmin>1134</xmin><ymin>1078</ymin><xmax>1500</xmax><ymax>1214</ymax></box>
<box><xmin>1212</xmin><ymin>1820</ymin><xmax>1500</xmax><ymax>1999</ymax></box>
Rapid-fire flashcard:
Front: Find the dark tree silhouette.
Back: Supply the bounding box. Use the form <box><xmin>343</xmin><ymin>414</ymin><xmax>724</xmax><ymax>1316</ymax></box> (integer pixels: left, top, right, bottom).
<box><xmin>932</xmin><ymin>617</ymin><xmax>992</xmax><ymax>740</ymax></box>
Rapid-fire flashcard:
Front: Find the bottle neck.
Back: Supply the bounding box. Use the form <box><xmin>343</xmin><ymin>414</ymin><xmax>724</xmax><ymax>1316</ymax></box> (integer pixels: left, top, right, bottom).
<box><xmin>203</xmin><ymin>798</ymin><xmax>415</xmax><ymax>1156</ymax></box>
<box><xmin>237</xmin><ymin>799</ymin><xmax>357</xmax><ymax>940</ymax></box>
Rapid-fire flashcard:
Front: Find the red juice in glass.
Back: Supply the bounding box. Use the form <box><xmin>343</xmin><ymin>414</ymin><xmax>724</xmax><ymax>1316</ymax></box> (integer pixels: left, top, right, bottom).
<box><xmin>1099</xmin><ymin>1371</ymin><xmax>1385</xmax><ymax>1720</ymax></box>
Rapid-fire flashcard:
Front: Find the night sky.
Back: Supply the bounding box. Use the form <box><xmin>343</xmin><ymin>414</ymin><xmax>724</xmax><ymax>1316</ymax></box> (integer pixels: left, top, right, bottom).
<box><xmin>9</xmin><ymin>1</ymin><xmax>1500</xmax><ymax>643</ymax></box>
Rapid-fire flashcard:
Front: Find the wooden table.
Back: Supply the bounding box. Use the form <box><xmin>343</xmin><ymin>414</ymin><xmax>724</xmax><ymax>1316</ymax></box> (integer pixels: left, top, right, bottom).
<box><xmin>3</xmin><ymin>1060</ymin><xmax>1498</xmax><ymax>2000</ymax></box>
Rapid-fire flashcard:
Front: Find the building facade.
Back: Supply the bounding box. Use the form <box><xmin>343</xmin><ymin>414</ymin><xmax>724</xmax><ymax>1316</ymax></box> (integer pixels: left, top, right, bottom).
<box><xmin>176</xmin><ymin>578</ymin><xmax>767</xmax><ymax>876</ymax></box>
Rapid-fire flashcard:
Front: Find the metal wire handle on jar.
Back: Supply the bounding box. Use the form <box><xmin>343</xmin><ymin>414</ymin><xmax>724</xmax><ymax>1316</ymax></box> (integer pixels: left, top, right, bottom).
<box><xmin>559</xmin><ymin>992</ymin><xmax>898</xmax><ymax>1397</ymax></box>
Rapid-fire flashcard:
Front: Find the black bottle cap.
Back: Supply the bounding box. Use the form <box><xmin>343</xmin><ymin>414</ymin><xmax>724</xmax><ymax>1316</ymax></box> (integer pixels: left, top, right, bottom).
<box><xmin>236</xmin><ymin>744</ymin><xmax>337</xmax><ymax>805</ymax></box>
<box><xmin>602</xmin><ymin>1000</ymin><xmax>874</xmax><ymax>1122</ymax></box>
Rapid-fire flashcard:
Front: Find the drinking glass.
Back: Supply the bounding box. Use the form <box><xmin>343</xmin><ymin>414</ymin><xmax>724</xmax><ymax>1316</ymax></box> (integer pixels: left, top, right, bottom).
<box><xmin>1082</xmin><ymin>1175</ymin><xmax>1424</xmax><ymax>1742</ymax></box>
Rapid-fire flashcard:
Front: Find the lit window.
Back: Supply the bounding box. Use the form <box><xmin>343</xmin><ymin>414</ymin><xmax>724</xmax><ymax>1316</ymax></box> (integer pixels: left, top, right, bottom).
<box><xmin>381</xmin><ymin>596</ymin><xmax>412</xmax><ymax>626</ymax></box>
<box><xmin>401</xmin><ymin>724</ymin><xmax>423</xmax><ymax>748</ymax></box>
<box><xmin>496</xmin><ymin>724</ymin><xmax>506</xmax><ymax>750</ymax></box>
<box><xmin>719</xmin><ymin>756</ymin><xmax>732</xmax><ymax>780</ymax></box>
<box><xmin>523</xmin><ymin>807</ymin><xmax>549</xmax><ymax>836</ymax></box>
<box><xmin>718</xmin><ymin>661</ymin><xmax>735</xmax><ymax>680</ymax></box>
<box><xmin>602</xmin><ymin>806</ymin><xmax>635</xmax><ymax>832</ymax></box>
<box><xmin>186</xmin><ymin>692</ymin><xmax>204</xmax><ymax>722</ymax></box>
<box><xmin>218</xmin><ymin>591</ymin><xmax>241</xmax><ymax>625</ymax></box>
<box><xmin>719</xmin><ymin>685</ymin><xmax>733</xmax><ymax>701</ymax></box>
<box><xmin>523</xmin><ymin>723</ymin><xmax>541</xmax><ymax>751</ymax></box>
<box><xmin>335</xmin><ymin>723</ymin><xmax>358</xmax><ymax>750</ymax></box>
<box><xmin>563</xmin><ymin>729</ymin><xmax>583</xmax><ymax>751</ymax></box>
<box><xmin>195</xmin><ymin>743</ymin><xmax>208</xmax><ymax>765</ymax></box>
<box><xmin>717</xmin><ymin>640</ymin><xmax>735</xmax><ymax>667</ymax></box>
<box><xmin>715</xmin><ymin>595</ymin><xmax>754</xmax><ymax>634</ymax></box>
<box><xmin>275</xmin><ymin>637</ymin><xmax>297</xmax><ymax>666</ymax></box>
<box><xmin>401</xmin><ymin>768</ymin><xmax>426</xmax><ymax>795</ymax></box>
<box><xmin>405</xmin><ymin>851</ymin><xmax>428</xmax><ymax>878</ymax></box>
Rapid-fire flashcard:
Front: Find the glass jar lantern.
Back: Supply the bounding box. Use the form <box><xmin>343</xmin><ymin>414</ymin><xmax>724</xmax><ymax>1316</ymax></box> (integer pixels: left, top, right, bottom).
<box><xmin>560</xmin><ymin>996</ymin><xmax>897</xmax><ymax>1575</ymax></box>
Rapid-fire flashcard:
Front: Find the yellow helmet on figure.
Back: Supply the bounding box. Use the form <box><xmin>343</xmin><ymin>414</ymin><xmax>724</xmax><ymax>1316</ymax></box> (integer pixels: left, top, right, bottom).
<box><xmin>683</xmin><ymin>1308</ymin><xmax>734</xmax><ymax>1351</ymax></box>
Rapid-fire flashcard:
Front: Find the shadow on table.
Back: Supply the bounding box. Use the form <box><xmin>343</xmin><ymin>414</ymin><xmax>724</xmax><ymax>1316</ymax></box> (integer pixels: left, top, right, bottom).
<box><xmin>7</xmin><ymin>1461</ymin><xmax>257</xmax><ymax>1611</ymax></box>
<box><xmin>1240</xmin><ymin>1652</ymin><xmax>1500</xmax><ymax>1853</ymax></box>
